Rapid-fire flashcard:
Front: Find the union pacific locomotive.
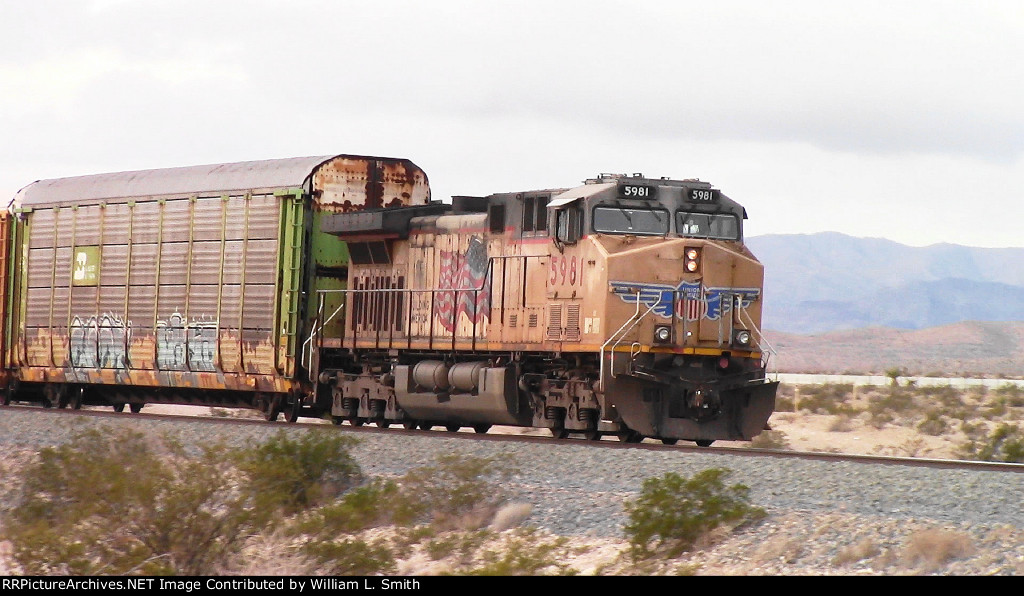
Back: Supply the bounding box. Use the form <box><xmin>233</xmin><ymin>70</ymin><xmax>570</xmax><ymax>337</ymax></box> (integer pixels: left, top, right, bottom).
<box><xmin>0</xmin><ymin>155</ymin><xmax>777</xmax><ymax>445</ymax></box>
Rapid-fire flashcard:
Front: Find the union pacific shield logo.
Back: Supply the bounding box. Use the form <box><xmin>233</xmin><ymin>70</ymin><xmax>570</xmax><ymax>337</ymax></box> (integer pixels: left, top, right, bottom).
<box><xmin>609</xmin><ymin>280</ymin><xmax>760</xmax><ymax>321</ymax></box>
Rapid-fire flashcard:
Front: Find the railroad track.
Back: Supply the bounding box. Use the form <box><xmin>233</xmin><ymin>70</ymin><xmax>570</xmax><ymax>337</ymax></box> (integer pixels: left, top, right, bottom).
<box><xmin>5</xmin><ymin>402</ymin><xmax>1020</xmax><ymax>475</ymax></box>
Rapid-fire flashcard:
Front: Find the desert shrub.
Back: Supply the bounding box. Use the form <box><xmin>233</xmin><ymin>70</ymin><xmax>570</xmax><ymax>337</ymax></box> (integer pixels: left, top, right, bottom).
<box><xmin>793</xmin><ymin>384</ymin><xmax>856</xmax><ymax>415</ymax></box>
<box><xmin>394</xmin><ymin>454</ymin><xmax>519</xmax><ymax>529</ymax></box>
<box><xmin>828</xmin><ymin>414</ymin><xmax>856</xmax><ymax>432</ymax></box>
<box><xmin>956</xmin><ymin>423</ymin><xmax>1024</xmax><ymax>463</ymax></box>
<box><xmin>622</xmin><ymin>468</ymin><xmax>765</xmax><ymax>561</ymax></box>
<box><xmin>866</xmin><ymin>389</ymin><xmax>915</xmax><ymax>426</ymax></box>
<box><xmin>992</xmin><ymin>383</ymin><xmax>1024</xmax><ymax>407</ymax></box>
<box><xmin>749</xmin><ymin>430</ymin><xmax>790</xmax><ymax>450</ymax></box>
<box><xmin>4</xmin><ymin>427</ymin><xmax>258</xmax><ymax>575</ymax></box>
<box><xmin>301</xmin><ymin>537</ymin><xmax>396</xmax><ymax>575</ymax></box>
<box><xmin>460</xmin><ymin>528</ymin><xmax>577</xmax><ymax>576</ymax></box>
<box><xmin>901</xmin><ymin>528</ymin><xmax>974</xmax><ymax>572</ymax></box>
<box><xmin>234</xmin><ymin>430</ymin><xmax>362</xmax><ymax>515</ymax></box>
<box><xmin>425</xmin><ymin>529</ymin><xmax>493</xmax><ymax>562</ymax></box>
<box><xmin>833</xmin><ymin>538</ymin><xmax>879</xmax><ymax>566</ymax></box>
<box><xmin>885</xmin><ymin>367</ymin><xmax>905</xmax><ymax>386</ymax></box>
<box><xmin>298</xmin><ymin>477</ymin><xmax>411</xmax><ymax>536</ymax></box>
<box><xmin>916</xmin><ymin>411</ymin><xmax>947</xmax><ymax>436</ymax></box>
<box><xmin>774</xmin><ymin>395</ymin><xmax>796</xmax><ymax>412</ymax></box>
<box><xmin>299</xmin><ymin>454</ymin><xmax>519</xmax><ymax>538</ymax></box>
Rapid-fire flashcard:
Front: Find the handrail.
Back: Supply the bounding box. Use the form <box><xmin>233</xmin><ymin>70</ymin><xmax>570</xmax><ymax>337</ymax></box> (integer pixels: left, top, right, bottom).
<box><xmin>599</xmin><ymin>292</ymin><xmax>659</xmax><ymax>392</ymax></box>
<box><xmin>736</xmin><ymin>301</ymin><xmax>778</xmax><ymax>379</ymax></box>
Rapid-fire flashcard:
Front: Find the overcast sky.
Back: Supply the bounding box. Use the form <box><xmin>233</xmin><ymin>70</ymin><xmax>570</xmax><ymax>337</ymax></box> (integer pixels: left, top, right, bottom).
<box><xmin>2</xmin><ymin>1</ymin><xmax>1022</xmax><ymax>247</ymax></box>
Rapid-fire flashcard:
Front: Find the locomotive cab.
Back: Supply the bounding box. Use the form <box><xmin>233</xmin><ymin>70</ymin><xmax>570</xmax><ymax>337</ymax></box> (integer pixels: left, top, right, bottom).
<box><xmin>541</xmin><ymin>174</ymin><xmax>776</xmax><ymax>443</ymax></box>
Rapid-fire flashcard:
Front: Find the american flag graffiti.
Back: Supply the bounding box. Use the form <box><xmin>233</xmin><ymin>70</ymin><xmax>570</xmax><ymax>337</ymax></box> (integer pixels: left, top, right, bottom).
<box><xmin>436</xmin><ymin>236</ymin><xmax>491</xmax><ymax>332</ymax></box>
<box><xmin>609</xmin><ymin>280</ymin><xmax>760</xmax><ymax>321</ymax></box>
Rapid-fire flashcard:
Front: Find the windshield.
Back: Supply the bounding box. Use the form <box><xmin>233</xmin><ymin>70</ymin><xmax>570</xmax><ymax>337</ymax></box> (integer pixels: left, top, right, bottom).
<box><xmin>593</xmin><ymin>207</ymin><xmax>669</xmax><ymax>236</ymax></box>
<box><xmin>676</xmin><ymin>211</ymin><xmax>739</xmax><ymax>240</ymax></box>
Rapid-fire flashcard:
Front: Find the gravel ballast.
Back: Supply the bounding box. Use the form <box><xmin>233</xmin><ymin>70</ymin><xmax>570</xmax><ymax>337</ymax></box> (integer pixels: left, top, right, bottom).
<box><xmin>1</xmin><ymin>407</ymin><xmax>1021</xmax><ymax>575</ymax></box>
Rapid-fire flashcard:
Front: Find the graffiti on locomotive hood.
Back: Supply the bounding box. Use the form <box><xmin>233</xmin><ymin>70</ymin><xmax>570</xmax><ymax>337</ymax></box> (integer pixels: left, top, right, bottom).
<box><xmin>609</xmin><ymin>280</ymin><xmax>760</xmax><ymax>321</ymax></box>
<box><xmin>436</xmin><ymin>236</ymin><xmax>491</xmax><ymax>331</ymax></box>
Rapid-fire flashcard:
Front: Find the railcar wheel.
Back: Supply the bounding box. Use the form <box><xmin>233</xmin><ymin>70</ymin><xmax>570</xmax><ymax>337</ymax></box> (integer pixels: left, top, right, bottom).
<box><xmin>584</xmin><ymin>429</ymin><xmax>601</xmax><ymax>441</ymax></box>
<box><xmin>473</xmin><ymin>424</ymin><xmax>491</xmax><ymax>434</ymax></box>
<box><xmin>68</xmin><ymin>389</ymin><xmax>83</xmax><ymax>410</ymax></box>
<box><xmin>349</xmin><ymin>417</ymin><xmax>364</xmax><ymax>427</ymax></box>
<box><xmin>661</xmin><ymin>438</ymin><xmax>678</xmax><ymax>445</ymax></box>
<box><xmin>445</xmin><ymin>424</ymin><xmax>461</xmax><ymax>432</ymax></box>
<box><xmin>695</xmin><ymin>439</ymin><xmax>714</xmax><ymax>447</ymax></box>
<box><xmin>419</xmin><ymin>422</ymin><xmax>434</xmax><ymax>431</ymax></box>
<box><xmin>376</xmin><ymin>419</ymin><xmax>391</xmax><ymax>428</ymax></box>
<box><xmin>331</xmin><ymin>416</ymin><xmax>344</xmax><ymax>426</ymax></box>
<box><xmin>550</xmin><ymin>427</ymin><xmax>569</xmax><ymax>439</ymax></box>
<box><xmin>1</xmin><ymin>391</ymin><xmax>9</xmax><ymax>407</ymax></box>
<box><xmin>402</xmin><ymin>420</ymin><xmax>418</xmax><ymax>430</ymax></box>
<box><xmin>112</xmin><ymin>403</ymin><xmax>125</xmax><ymax>413</ymax></box>
<box><xmin>129</xmin><ymin>403</ymin><xmax>143</xmax><ymax>414</ymax></box>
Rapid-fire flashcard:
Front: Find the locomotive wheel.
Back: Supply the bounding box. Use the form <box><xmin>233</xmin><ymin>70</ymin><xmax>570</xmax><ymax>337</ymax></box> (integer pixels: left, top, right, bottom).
<box><xmin>445</xmin><ymin>424</ymin><xmax>461</xmax><ymax>432</ymax></box>
<box><xmin>617</xmin><ymin>430</ymin><xmax>643</xmax><ymax>443</ymax></box>
<box><xmin>661</xmin><ymin>438</ymin><xmax>679</xmax><ymax>445</ymax></box>
<box><xmin>402</xmin><ymin>420</ymin><xmax>418</xmax><ymax>430</ymax></box>
<box><xmin>284</xmin><ymin>403</ymin><xmax>301</xmax><ymax>423</ymax></box>
<box><xmin>473</xmin><ymin>424</ymin><xmax>491</xmax><ymax>434</ymax></box>
<box><xmin>550</xmin><ymin>427</ymin><xmax>569</xmax><ymax>439</ymax></box>
<box><xmin>695</xmin><ymin>439</ymin><xmax>714</xmax><ymax>447</ymax></box>
<box><xmin>129</xmin><ymin>403</ymin><xmax>143</xmax><ymax>414</ymax></box>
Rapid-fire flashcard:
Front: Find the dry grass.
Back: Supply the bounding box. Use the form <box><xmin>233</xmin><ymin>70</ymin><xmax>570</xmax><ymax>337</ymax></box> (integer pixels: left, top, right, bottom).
<box><xmin>901</xmin><ymin>528</ymin><xmax>975</xmax><ymax>572</ymax></box>
<box><xmin>832</xmin><ymin>538</ymin><xmax>879</xmax><ymax>566</ymax></box>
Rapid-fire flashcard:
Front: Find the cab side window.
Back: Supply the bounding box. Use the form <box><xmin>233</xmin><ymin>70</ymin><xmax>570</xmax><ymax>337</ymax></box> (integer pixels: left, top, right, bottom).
<box><xmin>535</xmin><ymin>196</ymin><xmax>548</xmax><ymax>234</ymax></box>
<box><xmin>522</xmin><ymin>196</ymin><xmax>536</xmax><ymax>232</ymax></box>
<box><xmin>556</xmin><ymin>205</ymin><xmax>582</xmax><ymax>244</ymax></box>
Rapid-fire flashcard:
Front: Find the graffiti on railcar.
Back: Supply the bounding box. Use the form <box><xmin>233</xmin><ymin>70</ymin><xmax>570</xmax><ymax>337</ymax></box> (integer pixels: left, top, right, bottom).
<box><xmin>69</xmin><ymin>313</ymin><xmax>132</xmax><ymax>369</ymax></box>
<box><xmin>156</xmin><ymin>312</ymin><xmax>218</xmax><ymax>371</ymax></box>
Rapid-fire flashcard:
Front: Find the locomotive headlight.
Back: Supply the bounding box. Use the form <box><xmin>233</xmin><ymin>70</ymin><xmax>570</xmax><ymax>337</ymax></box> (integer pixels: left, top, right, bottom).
<box><xmin>684</xmin><ymin>247</ymin><xmax>700</xmax><ymax>272</ymax></box>
<box><xmin>733</xmin><ymin>329</ymin><xmax>752</xmax><ymax>346</ymax></box>
<box><xmin>654</xmin><ymin>325</ymin><xmax>672</xmax><ymax>344</ymax></box>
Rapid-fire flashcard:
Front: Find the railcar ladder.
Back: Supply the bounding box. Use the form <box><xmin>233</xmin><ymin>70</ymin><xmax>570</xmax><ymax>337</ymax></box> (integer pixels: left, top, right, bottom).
<box><xmin>276</xmin><ymin>190</ymin><xmax>305</xmax><ymax>376</ymax></box>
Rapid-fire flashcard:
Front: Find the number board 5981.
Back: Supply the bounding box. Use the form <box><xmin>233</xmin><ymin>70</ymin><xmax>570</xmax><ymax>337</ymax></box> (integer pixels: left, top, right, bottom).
<box><xmin>620</xmin><ymin>184</ymin><xmax>656</xmax><ymax>199</ymax></box>
<box><xmin>688</xmin><ymin>188</ymin><xmax>720</xmax><ymax>203</ymax></box>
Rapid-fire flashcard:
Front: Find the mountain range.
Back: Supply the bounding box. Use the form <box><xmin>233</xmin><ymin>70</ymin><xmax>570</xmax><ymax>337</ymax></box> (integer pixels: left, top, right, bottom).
<box><xmin>745</xmin><ymin>233</ymin><xmax>1024</xmax><ymax>376</ymax></box>
<box><xmin>746</xmin><ymin>232</ymin><xmax>1024</xmax><ymax>335</ymax></box>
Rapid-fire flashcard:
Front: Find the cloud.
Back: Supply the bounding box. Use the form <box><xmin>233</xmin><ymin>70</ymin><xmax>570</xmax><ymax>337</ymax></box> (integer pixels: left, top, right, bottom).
<box><xmin>1</xmin><ymin>1</ymin><xmax>1023</xmax><ymax>247</ymax></box>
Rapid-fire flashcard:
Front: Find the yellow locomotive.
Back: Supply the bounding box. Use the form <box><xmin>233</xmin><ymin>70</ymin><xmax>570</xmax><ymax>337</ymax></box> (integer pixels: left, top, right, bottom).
<box><xmin>316</xmin><ymin>172</ymin><xmax>777</xmax><ymax>444</ymax></box>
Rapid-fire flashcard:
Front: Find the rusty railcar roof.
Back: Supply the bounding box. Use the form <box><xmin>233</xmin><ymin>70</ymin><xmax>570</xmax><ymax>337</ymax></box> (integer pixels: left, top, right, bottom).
<box><xmin>11</xmin><ymin>154</ymin><xmax>426</xmax><ymax>209</ymax></box>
